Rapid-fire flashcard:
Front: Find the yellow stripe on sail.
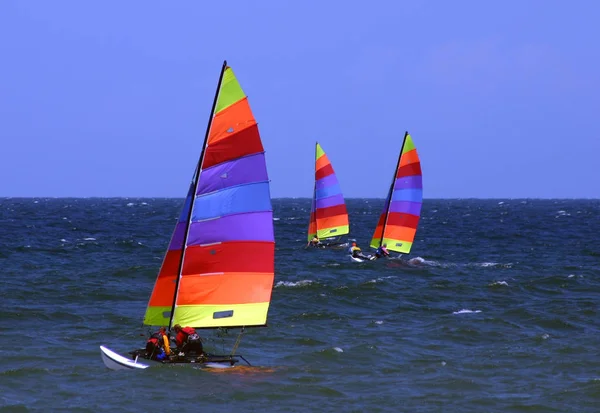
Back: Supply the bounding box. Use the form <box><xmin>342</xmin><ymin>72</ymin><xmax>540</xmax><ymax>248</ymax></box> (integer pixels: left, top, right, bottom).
<box><xmin>171</xmin><ymin>302</ymin><xmax>271</xmax><ymax>328</ymax></box>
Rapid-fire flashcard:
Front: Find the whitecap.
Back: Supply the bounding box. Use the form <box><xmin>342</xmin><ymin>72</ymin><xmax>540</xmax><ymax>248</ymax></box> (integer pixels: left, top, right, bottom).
<box><xmin>453</xmin><ymin>309</ymin><xmax>482</xmax><ymax>315</ymax></box>
<box><xmin>333</xmin><ymin>347</ymin><xmax>343</xmax><ymax>353</ymax></box>
<box><xmin>83</xmin><ymin>238</ymin><xmax>96</xmax><ymax>241</ymax></box>
<box><xmin>275</xmin><ymin>280</ymin><xmax>313</xmax><ymax>288</ymax></box>
<box><xmin>480</xmin><ymin>262</ymin><xmax>498</xmax><ymax>267</ymax></box>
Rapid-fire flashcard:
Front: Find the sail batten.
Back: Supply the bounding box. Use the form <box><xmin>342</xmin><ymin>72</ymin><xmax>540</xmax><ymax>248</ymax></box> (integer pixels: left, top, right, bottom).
<box><xmin>370</xmin><ymin>132</ymin><xmax>423</xmax><ymax>254</ymax></box>
<box><xmin>308</xmin><ymin>143</ymin><xmax>349</xmax><ymax>241</ymax></box>
<box><xmin>144</xmin><ymin>62</ymin><xmax>275</xmax><ymax>330</ymax></box>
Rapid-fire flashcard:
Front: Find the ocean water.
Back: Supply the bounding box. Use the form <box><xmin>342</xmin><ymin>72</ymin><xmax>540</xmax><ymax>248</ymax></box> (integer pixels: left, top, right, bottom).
<box><xmin>1</xmin><ymin>198</ymin><xmax>599</xmax><ymax>412</ymax></box>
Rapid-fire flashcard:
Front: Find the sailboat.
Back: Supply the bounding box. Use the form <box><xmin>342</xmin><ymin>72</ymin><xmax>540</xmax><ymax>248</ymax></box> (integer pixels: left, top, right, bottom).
<box><xmin>307</xmin><ymin>142</ymin><xmax>350</xmax><ymax>249</ymax></box>
<box><xmin>100</xmin><ymin>60</ymin><xmax>275</xmax><ymax>370</ymax></box>
<box><xmin>352</xmin><ymin>131</ymin><xmax>422</xmax><ymax>262</ymax></box>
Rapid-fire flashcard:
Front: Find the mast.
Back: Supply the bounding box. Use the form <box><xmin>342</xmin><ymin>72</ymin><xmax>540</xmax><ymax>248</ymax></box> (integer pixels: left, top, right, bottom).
<box><xmin>168</xmin><ymin>60</ymin><xmax>228</xmax><ymax>330</ymax></box>
<box><xmin>312</xmin><ymin>142</ymin><xmax>318</xmax><ymax>237</ymax></box>
<box><xmin>379</xmin><ymin>131</ymin><xmax>409</xmax><ymax>248</ymax></box>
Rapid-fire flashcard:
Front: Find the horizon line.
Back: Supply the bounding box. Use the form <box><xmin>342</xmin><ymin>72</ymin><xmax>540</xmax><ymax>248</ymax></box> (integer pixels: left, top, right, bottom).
<box><xmin>1</xmin><ymin>196</ymin><xmax>599</xmax><ymax>200</ymax></box>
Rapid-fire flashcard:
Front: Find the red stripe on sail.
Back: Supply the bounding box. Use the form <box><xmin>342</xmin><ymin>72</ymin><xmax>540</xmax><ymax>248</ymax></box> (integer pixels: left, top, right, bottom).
<box><xmin>316</xmin><ymin>203</ymin><xmax>347</xmax><ymax>219</ymax></box>
<box><xmin>315</xmin><ymin>164</ymin><xmax>334</xmax><ymax>180</ymax></box>
<box><xmin>183</xmin><ymin>242</ymin><xmax>274</xmax><ymax>275</ymax></box>
<box><xmin>385</xmin><ymin>212</ymin><xmax>420</xmax><ymax>229</ymax></box>
<box><xmin>203</xmin><ymin>124</ymin><xmax>264</xmax><ymax>169</ymax></box>
<box><xmin>147</xmin><ymin>249</ymin><xmax>181</xmax><ymax>306</ymax></box>
<box><xmin>397</xmin><ymin>162</ymin><xmax>422</xmax><ymax>178</ymax></box>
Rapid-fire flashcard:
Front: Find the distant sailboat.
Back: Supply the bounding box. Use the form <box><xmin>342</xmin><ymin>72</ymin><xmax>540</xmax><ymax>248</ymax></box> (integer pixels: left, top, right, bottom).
<box><xmin>366</xmin><ymin>131</ymin><xmax>423</xmax><ymax>260</ymax></box>
<box><xmin>100</xmin><ymin>60</ymin><xmax>275</xmax><ymax>370</ymax></box>
<box><xmin>307</xmin><ymin>142</ymin><xmax>350</xmax><ymax>248</ymax></box>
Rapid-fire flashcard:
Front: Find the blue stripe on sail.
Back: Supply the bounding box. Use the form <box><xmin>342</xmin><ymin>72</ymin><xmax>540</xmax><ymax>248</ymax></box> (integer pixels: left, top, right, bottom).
<box><xmin>315</xmin><ymin>193</ymin><xmax>345</xmax><ymax>210</ymax></box>
<box><xmin>391</xmin><ymin>188</ymin><xmax>423</xmax><ymax>203</ymax></box>
<box><xmin>315</xmin><ymin>182</ymin><xmax>341</xmax><ymax>200</ymax></box>
<box><xmin>315</xmin><ymin>174</ymin><xmax>339</xmax><ymax>190</ymax></box>
<box><xmin>191</xmin><ymin>182</ymin><xmax>272</xmax><ymax>221</ymax></box>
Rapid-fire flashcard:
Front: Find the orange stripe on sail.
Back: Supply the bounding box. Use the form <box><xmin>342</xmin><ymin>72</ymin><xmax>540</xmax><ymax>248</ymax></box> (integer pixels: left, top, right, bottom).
<box><xmin>316</xmin><ymin>214</ymin><xmax>348</xmax><ymax>231</ymax></box>
<box><xmin>308</xmin><ymin>212</ymin><xmax>317</xmax><ymax>237</ymax></box>
<box><xmin>384</xmin><ymin>225</ymin><xmax>417</xmax><ymax>242</ymax></box>
<box><xmin>370</xmin><ymin>213</ymin><xmax>386</xmax><ymax>241</ymax></box>
<box><xmin>315</xmin><ymin>154</ymin><xmax>330</xmax><ymax>172</ymax></box>
<box><xmin>399</xmin><ymin>149</ymin><xmax>419</xmax><ymax>168</ymax></box>
<box><xmin>208</xmin><ymin>98</ymin><xmax>256</xmax><ymax>145</ymax></box>
<box><xmin>177</xmin><ymin>272</ymin><xmax>274</xmax><ymax>305</ymax></box>
<box><xmin>147</xmin><ymin>249</ymin><xmax>181</xmax><ymax>306</ymax></box>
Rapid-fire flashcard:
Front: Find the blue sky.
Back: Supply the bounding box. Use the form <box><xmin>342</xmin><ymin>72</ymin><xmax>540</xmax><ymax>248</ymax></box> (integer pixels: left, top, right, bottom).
<box><xmin>1</xmin><ymin>1</ymin><xmax>598</xmax><ymax>198</ymax></box>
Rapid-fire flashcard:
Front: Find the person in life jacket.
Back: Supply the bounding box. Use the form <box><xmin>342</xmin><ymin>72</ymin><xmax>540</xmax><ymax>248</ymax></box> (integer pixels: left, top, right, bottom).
<box><xmin>308</xmin><ymin>235</ymin><xmax>321</xmax><ymax>248</ymax></box>
<box><xmin>172</xmin><ymin>324</ymin><xmax>203</xmax><ymax>354</ymax></box>
<box><xmin>145</xmin><ymin>327</ymin><xmax>171</xmax><ymax>360</ymax></box>
<box><xmin>349</xmin><ymin>242</ymin><xmax>371</xmax><ymax>260</ymax></box>
<box><xmin>374</xmin><ymin>243</ymin><xmax>390</xmax><ymax>260</ymax></box>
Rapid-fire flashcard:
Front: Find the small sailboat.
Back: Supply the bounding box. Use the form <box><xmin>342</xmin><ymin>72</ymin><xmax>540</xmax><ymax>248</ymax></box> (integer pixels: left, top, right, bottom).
<box><xmin>307</xmin><ymin>142</ymin><xmax>350</xmax><ymax>249</ymax></box>
<box><xmin>352</xmin><ymin>131</ymin><xmax>422</xmax><ymax>262</ymax></box>
<box><xmin>100</xmin><ymin>60</ymin><xmax>275</xmax><ymax>370</ymax></box>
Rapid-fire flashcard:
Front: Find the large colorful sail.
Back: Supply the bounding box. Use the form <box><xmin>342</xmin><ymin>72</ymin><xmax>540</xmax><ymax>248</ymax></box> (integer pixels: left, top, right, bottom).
<box><xmin>307</xmin><ymin>142</ymin><xmax>349</xmax><ymax>241</ymax></box>
<box><xmin>144</xmin><ymin>61</ymin><xmax>275</xmax><ymax>329</ymax></box>
<box><xmin>370</xmin><ymin>132</ymin><xmax>422</xmax><ymax>254</ymax></box>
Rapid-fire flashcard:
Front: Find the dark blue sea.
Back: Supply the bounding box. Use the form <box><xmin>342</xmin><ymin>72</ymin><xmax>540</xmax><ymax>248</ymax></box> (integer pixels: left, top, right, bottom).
<box><xmin>1</xmin><ymin>198</ymin><xmax>599</xmax><ymax>412</ymax></box>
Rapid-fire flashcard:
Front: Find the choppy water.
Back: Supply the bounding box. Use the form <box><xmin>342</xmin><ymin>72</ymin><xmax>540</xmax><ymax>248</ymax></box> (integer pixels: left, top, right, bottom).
<box><xmin>1</xmin><ymin>198</ymin><xmax>599</xmax><ymax>412</ymax></box>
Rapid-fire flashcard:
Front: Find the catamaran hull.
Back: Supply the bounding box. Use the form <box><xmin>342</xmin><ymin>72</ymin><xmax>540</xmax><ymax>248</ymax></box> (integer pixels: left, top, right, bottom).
<box><xmin>350</xmin><ymin>255</ymin><xmax>373</xmax><ymax>262</ymax></box>
<box><xmin>100</xmin><ymin>345</ymin><xmax>150</xmax><ymax>370</ymax></box>
<box><xmin>100</xmin><ymin>346</ymin><xmax>240</xmax><ymax>370</ymax></box>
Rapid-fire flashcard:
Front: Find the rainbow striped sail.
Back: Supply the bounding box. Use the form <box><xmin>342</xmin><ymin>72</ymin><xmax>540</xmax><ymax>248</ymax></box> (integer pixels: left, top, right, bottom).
<box><xmin>143</xmin><ymin>61</ymin><xmax>275</xmax><ymax>329</ymax></box>
<box><xmin>370</xmin><ymin>132</ymin><xmax>422</xmax><ymax>254</ymax></box>
<box><xmin>307</xmin><ymin>142</ymin><xmax>349</xmax><ymax>241</ymax></box>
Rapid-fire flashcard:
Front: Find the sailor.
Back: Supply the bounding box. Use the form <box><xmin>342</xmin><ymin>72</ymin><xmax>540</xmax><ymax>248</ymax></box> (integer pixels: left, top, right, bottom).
<box><xmin>308</xmin><ymin>235</ymin><xmax>321</xmax><ymax>247</ymax></box>
<box><xmin>172</xmin><ymin>324</ymin><xmax>204</xmax><ymax>354</ymax></box>
<box><xmin>374</xmin><ymin>243</ymin><xmax>390</xmax><ymax>260</ymax></box>
<box><xmin>146</xmin><ymin>326</ymin><xmax>171</xmax><ymax>360</ymax></box>
<box><xmin>349</xmin><ymin>242</ymin><xmax>371</xmax><ymax>260</ymax></box>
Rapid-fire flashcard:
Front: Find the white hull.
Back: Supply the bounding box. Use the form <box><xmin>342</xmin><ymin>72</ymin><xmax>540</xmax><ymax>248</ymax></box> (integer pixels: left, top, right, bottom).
<box><xmin>349</xmin><ymin>255</ymin><xmax>372</xmax><ymax>262</ymax></box>
<box><xmin>100</xmin><ymin>345</ymin><xmax>150</xmax><ymax>370</ymax></box>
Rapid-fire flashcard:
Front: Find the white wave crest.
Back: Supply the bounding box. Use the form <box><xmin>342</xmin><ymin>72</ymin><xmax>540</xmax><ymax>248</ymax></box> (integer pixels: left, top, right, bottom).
<box><xmin>275</xmin><ymin>280</ymin><xmax>314</xmax><ymax>288</ymax></box>
<box><xmin>453</xmin><ymin>309</ymin><xmax>482</xmax><ymax>315</ymax></box>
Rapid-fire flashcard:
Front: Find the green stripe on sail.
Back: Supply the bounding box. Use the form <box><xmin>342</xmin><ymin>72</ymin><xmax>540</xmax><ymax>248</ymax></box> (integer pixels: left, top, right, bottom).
<box><xmin>143</xmin><ymin>306</ymin><xmax>172</xmax><ymax>327</ymax></box>
<box><xmin>402</xmin><ymin>134</ymin><xmax>415</xmax><ymax>154</ymax></box>
<box><xmin>316</xmin><ymin>143</ymin><xmax>325</xmax><ymax>160</ymax></box>
<box><xmin>172</xmin><ymin>302</ymin><xmax>271</xmax><ymax>328</ymax></box>
<box><xmin>215</xmin><ymin>67</ymin><xmax>246</xmax><ymax>114</ymax></box>
<box><xmin>382</xmin><ymin>237</ymin><xmax>413</xmax><ymax>254</ymax></box>
<box><xmin>317</xmin><ymin>225</ymin><xmax>349</xmax><ymax>239</ymax></box>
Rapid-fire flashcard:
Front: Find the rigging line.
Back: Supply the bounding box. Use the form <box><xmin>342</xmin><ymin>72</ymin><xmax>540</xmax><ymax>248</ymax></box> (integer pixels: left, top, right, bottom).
<box><xmin>230</xmin><ymin>327</ymin><xmax>245</xmax><ymax>356</ymax></box>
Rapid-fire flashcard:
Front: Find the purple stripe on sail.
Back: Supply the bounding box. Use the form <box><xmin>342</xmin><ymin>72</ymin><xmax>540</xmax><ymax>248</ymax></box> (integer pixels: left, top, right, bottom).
<box><xmin>196</xmin><ymin>153</ymin><xmax>268</xmax><ymax>195</ymax></box>
<box><xmin>394</xmin><ymin>175</ymin><xmax>422</xmax><ymax>190</ymax></box>
<box><xmin>388</xmin><ymin>200</ymin><xmax>422</xmax><ymax>216</ymax></box>
<box><xmin>187</xmin><ymin>211</ymin><xmax>274</xmax><ymax>246</ymax></box>
<box><xmin>315</xmin><ymin>193</ymin><xmax>344</xmax><ymax>210</ymax></box>
<box><xmin>168</xmin><ymin>221</ymin><xmax>187</xmax><ymax>251</ymax></box>
<box><xmin>315</xmin><ymin>174</ymin><xmax>339</xmax><ymax>190</ymax></box>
